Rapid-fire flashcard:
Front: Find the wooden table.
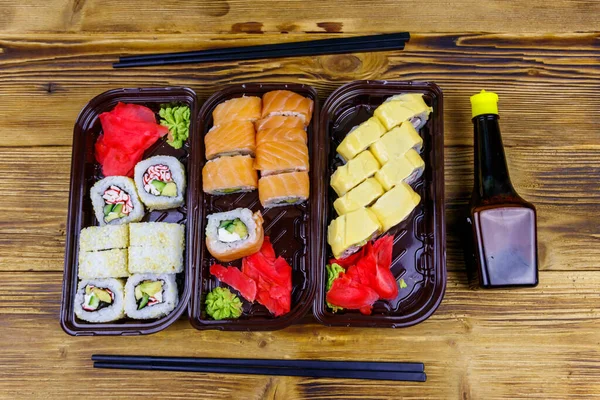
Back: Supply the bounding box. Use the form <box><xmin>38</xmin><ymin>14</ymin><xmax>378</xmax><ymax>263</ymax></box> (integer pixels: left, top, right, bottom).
<box><xmin>1</xmin><ymin>1</ymin><xmax>599</xmax><ymax>398</ymax></box>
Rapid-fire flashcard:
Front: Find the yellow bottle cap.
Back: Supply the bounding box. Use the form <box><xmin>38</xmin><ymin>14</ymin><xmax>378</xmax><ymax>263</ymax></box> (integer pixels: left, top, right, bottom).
<box><xmin>470</xmin><ymin>90</ymin><xmax>499</xmax><ymax>118</ymax></box>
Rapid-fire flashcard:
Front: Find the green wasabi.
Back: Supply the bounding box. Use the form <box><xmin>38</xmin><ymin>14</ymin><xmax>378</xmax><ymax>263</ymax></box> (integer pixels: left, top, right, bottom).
<box><xmin>159</xmin><ymin>105</ymin><xmax>191</xmax><ymax>149</ymax></box>
<box><xmin>325</xmin><ymin>263</ymin><xmax>345</xmax><ymax>312</ymax></box>
<box><xmin>205</xmin><ymin>287</ymin><xmax>243</xmax><ymax>320</ymax></box>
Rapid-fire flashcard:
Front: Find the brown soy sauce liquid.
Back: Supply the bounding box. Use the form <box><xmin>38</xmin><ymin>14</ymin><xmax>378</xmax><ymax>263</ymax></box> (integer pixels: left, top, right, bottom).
<box><xmin>467</xmin><ymin>114</ymin><xmax>539</xmax><ymax>288</ymax></box>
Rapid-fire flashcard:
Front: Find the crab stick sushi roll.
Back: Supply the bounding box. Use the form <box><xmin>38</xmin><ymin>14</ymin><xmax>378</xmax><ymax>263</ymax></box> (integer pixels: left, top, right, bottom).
<box><xmin>374</xmin><ymin>93</ymin><xmax>433</xmax><ymax>131</ymax></box>
<box><xmin>124</xmin><ymin>273</ymin><xmax>179</xmax><ymax>319</ymax></box>
<box><xmin>91</xmin><ymin>176</ymin><xmax>144</xmax><ymax>226</ymax></box>
<box><xmin>256</xmin><ymin>127</ymin><xmax>307</xmax><ymax>146</ymax></box>
<box><xmin>204</xmin><ymin>120</ymin><xmax>256</xmax><ymax>160</ymax></box>
<box><xmin>212</xmin><ymin>96</ymin><xmax>262</xmax><ymax>125</ymax></box>
<box><xmin>202</xmin><ymin>155</ymin><xmax>258</xmax><ymax>195</ymax></box>
<box><xmin>205</xmin><ymin>208</ymin><xmax>264</xmax><ymax>262</ymax></box>
<box><xmin>128</xmin><ymin>222</ymin><xmax>185</xmax><ymax>274</ymax></box>
<box><xmin>254</xmin><ymin>140</ymin><xmax>309</xmax><ymax>176</ymax></box>
<box><xmin>261</xmin><ymin>90</ymin><xmax>314</xmax><ymax>126</ymax></box>
<box><xmin>255</xmin><ymin>115</ymin><xmax>305</xmax><ymax>132</ymax></box>
<box><xmin>134</xmin><ymin>156</ymin><xmax>186</xmax><ymax>211</ymax></box>
<box><xmin>74</xmin><ymin>278</ymin><xmax>125</xmax><ymax>323</ymax></box>
<box><xmin>258</xmin><ymin>171</ymin><xmax>309</xmax><ymax>208</ymax></box>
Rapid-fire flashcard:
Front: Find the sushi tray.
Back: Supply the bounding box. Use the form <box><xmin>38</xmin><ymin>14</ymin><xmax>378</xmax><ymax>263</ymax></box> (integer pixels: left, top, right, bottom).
<box><xmin>60</xmin><ymin>81</ymin><xmax>446</xmax><ymax>335</ymax></box>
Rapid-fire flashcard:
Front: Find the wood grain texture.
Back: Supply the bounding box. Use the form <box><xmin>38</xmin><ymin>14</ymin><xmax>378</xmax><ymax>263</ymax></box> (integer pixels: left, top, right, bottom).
<box><xmin>0</xmin><ymin>2</ymin><xmax>599</xmax><ymax>398</ymax></box>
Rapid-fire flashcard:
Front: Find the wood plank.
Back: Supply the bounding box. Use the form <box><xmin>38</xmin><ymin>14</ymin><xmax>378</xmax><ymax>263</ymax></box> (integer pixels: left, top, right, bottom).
<box><xmin>1</xmin><ymin>1</ymin><xmax>600</xmax><ymax>34</ymax></box>
<box><xmin>1</xmin><ymin>144</ymin><xmax>599</xmax><ymax>272</ymax></box>
<box><xmin>1</xmin><ymin>271</ymin><xmax>599</xmax><ymax>399</ymax></box>
<box><xmin>0</xmin><ymin>33</ymin><xmax>598</xmax><ymax>148</ymax></box>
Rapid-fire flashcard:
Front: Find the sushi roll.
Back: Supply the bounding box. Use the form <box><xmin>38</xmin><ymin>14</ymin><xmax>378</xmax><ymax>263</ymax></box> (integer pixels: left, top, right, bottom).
<box><xmin>333</xmin><ymin>178</ymin><xmax>385</xmax><ymax>216</ymax></box>
<box><xmin>212</xmin><ymin>96</ymin><xmax>262</xmax><ymax>125</ymax></box>
<box><xmin>134</xmin><ymin>156</ymin><xmax>186</xmax><ymax>211</ymax></box>
<box><xmin>336</xmin><ymin>117</ymin><xmax>386</xmax><ymax>162</ymax></box>
<box><xmin>327</xmin><ymin>207</ymin><xmax>382</xmax><ymax>259</ymax></box>
<box><xmin>369</xmin><ymin>183</ymin><xmax>421</xmax><ymax>232</ymax></box>
<box><xmin>261</xmin><ymin>90</ymin><xmax>314</xmax><ymax>126</ymax></box>
<box><xmin>255</xmin><ymin>115</ymin><xmax>305</xmax><ymax>132</ymax></box>
<box><xmin>128</xmin><ymin>222</ymin><xmax>185</xmax><ymax>274</ymax></box>
<box><xmin>258</xmin><ymin>171</ymin><xmax>309</xmax><ymax>208</ymax></box>
<box><xmin>91</xmin><ymin>176</ymin><xmax>144</xmax><ymax>226</ymax></box>
<box><xmin>374</xmin><ymin>149</ymin><xmax>425</xmax><ymax>191</ymax></box>
<box><xmin>79</xmin><ymin>224</ymin><xmax>129</xmax><ymax>252</ymax></box>
<box><xmin>204</xmin><ymin>120</ymin><xmax>256</xmax><ymax>160</ymax></box>
<box><xmin>78</xmin><ymin>248</ymin><xmax>129</xmax><ymax>279</ymax></box>
<box><xmin>202</xmin><ymin>155</ymin><xmax>258</xmax><ymax>195</ymax></box>
<box><xmin>369</xmin><ymin>123</ymin><xmax>423</xmax><ymax>165</ymax></box>
<box><xmin>374</xmin><ymin>93</ymin><xmax>433</xmax><ymax>131</ymax></box>
<box><xmin>74</xmin><ymin>278</ymin><xmax>125</xmax><ymax>323</ymax></box>
<box><xmin>254</xmin><ymin>140</ymin><xmax>309</xmax><ymax>176</ymax></box>
<box><xmin>124</xmin><ymin>273</ymin><xmax>179</xmax><ymax>319</ymax></box>
<box><xmin>256</xmin><ymin>127</ymin><xmax>307</xmax><ymax>146</ymax></box>
<box><xmin>330</xmin><ymin>151</ymin><xmax>380</xmax><ymax>197</ymax></box>
<box><xmin>206</xmin><ymin>208</ymin><xmax>264</xmax><ymax>262</ymax></box>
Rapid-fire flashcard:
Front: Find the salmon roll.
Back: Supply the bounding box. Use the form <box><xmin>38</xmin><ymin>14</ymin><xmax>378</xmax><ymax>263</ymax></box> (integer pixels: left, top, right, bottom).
<box><xmin>202</xmin><ymin>155</ymin><xmax>258</xmax><ymax>195</ymax></box>
<box><xmin>254</xmin><ymin>140</ymin><xmax>309</xmax><ymax>176</ymax></box>
<box><xmin>205</xmin><ymin>120</ymin><xmax>256</xmax><ymax>160</ymax></box>
<box><xmin>261</xmin><ymin>90</ymin><xmax>314</xmax><ymax>126</ymax></box>
<box><xmin>256</xmin><ymin>127</ymin><xmax>307</xmax><ymax>146</ymax></box>
<box><xmin>258</xmin><ymin>171</ymin><xmax>310</xmax><ymax>208</ymax></box>
<box><xmin>212</xmin><ymin>96</ymin><xmax>262</xmax><ymax>125</ymax></box>
<box><xmin>255</xmin><ymin>115</ymin><xmax>305</xmax><ymax>132</ymax></box>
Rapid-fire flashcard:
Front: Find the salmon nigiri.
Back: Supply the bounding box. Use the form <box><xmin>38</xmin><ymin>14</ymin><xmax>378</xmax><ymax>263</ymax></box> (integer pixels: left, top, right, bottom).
<box><xmin>205</xmin><ymin>120</ymin><xmax>256</xmax><ymax>160</ymax></box>
<box><xmin>256</xmin><ymin>127</ymin><xmax>307</xmax><ymax>146</ymax></box>
<box><xmin>212</xmin><ymin>96</ymin><xmax>261</xmax><ymax>125</ymax></box>
<box><xmin>254</xmin><ymin>141</ymin><xmax>309</xmax><ymax>176</ymax></box>
<box><xmin>261</xmin><ymin>90</ymin><xmax>314</xmax><ymax>126</ymax></box>
<box><xmin>202</xmin><ymin>155</ymin><xmax>258</xmax><ymax>195</ymax></box>
<box><xmin>255</xmin><ymin>115</ymin><xmax>305</xmax><ymax>132</ymax></box>
<box><xmin>259</xmin><ymin>171</ymin><xmax>309</xmax><ymax>208</ymax></box>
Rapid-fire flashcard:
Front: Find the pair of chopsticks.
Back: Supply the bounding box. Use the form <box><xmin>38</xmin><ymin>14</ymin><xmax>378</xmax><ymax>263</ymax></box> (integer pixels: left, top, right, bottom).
<box><xmin>92</xmin><ymin>355</ymin><xmax>426</xmax><ymax>382</ymax></box>
<box><xmin>113</xmin><ymin>32</ymin><xmax>410</xmax><ymax>68</ymax></box>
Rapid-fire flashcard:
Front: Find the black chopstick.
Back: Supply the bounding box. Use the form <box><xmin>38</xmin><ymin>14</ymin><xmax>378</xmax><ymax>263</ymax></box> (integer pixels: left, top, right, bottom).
<box><xmin>113</xmin><ymin>37</ymin><xmax>407</xmax><ymax>68</ymax></box>
<box><xmin>119</xmin><ymin>32</ymin><xmax>410</xmax><ymax>63</ymax></box>
<box><xmin>93</xmin><ymin>362</ymin><xmax>426</xmax><ymax>382</ymax></box>
<box><xmin>91</xmin><ymin>354</ymin><xmax>424</xmax><ymax>373</ymax></box>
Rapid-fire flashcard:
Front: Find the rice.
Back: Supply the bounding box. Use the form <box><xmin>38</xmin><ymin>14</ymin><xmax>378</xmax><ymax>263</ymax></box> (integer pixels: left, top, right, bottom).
<box><xmin>74</xmin><ymin>278</ymin><xmax>125</xmax><ymax>323</ymax></box>
<box><xmin>79</xmin><ymin>225</ymin><xmax>129</xmax><ymax>252</ymax></box>
<box><xmin>129</xmin><ymin>222</ymin><xmax>185</xmax><ymax>248</ymax></box>
<box><xmin>78</xmin><ymin>248</ymin><xmax>129</xmax><ymax>279</ymax></box>
<box><xmin>134</xmin><ymin>156</ymin><xmax>186</xmax><ymax>211</ymax></box>
<box><xmin>90</xmin><ymin>176</ymin><xmax>144</xmax><ymax>226</ymax></box>
<box><xmin>124</xmin><ymin>273</ymin><xmax>178</xmax><ymax>319</ymax></box>
<box><xmin>127</xmin><ymin>222</ymin><xmax>185</xmax><ymax>274</ymax></box>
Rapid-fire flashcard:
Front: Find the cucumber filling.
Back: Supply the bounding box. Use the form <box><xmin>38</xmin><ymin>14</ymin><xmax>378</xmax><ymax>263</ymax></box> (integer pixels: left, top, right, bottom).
<box><xmin>82</xmin><ymin>285</ymin><xmax>114</xmax><ymax>312</ymax></box>
<box><xmin>134</xmin><ymin>280</ymin><xmax>165</xmax><ymax>310</ymax></box>
<box><xmin>143</xmin><ymin>164</ymin><xmax>177</xmax><ymax>197</ymax></box>
<box><xmin>217</xmin><ymin>218</ymin><xmax>249</xmax><ymax>243</ymax></box>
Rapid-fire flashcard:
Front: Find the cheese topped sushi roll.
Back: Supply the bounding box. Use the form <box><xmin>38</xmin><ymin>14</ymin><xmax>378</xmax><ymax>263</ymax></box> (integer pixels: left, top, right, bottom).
<box><xmin>134</xmin><ymin>156</ymin><xmax>186</xmax><ymax>211</ymax></box>
<box><xmin>255</xmin><ymin>115</ymin><xmax>305</xmax><ymax>132</ymax></box>
<box><xmin>212</xmin><ymin>96</ymin><xmax>262</xmax><ymax>125</ymax></box>
<box><xmin>261</xmin><ymin>90</ymin><xmax>314</xmax><ymax>126</ymax></box>
<box><xmin>74</xmin><ymin>278</ymin><xmax>125</xmax><ymax>323</ymax></box>
<box><xmin>256</xmin><ymin>127</ymin><xmax>307</xmax><ymax>146</ymax></box>
<box><xmin>374</xmin><ymin>149</ymin><xmax>425</xmax><ymax>191</ymax></box>
<box><xmin>370</xmin><ymin>183</ymin><xmax>421</xmax><ymax>232</ymax></box>
<box><xmin>258</xmin><ymin>171</ymin><xmax>309</xmax><ymax>208</ymax></box>
<box><xmin>91</xmin><ymin>176</ymin><xmax>144</xmax><ymax>226</ymax></box>
<box><xmin>333</xmin><ymin>178</ymin><xmax>385</xmax><ymax>216</ymax></box>
<box><xmin>79</xmin><ymin>225</ymin><xmax>129</xmax><ymax>252</ymax></box>
<box><xmin>374</xmin><ymin>93</ymin><xmax>433</xmax><ymax>130</ymax></box>
<box><xmin>330</xmin><ymin>150</ymin><xmax>380</xmax><ymax>197</ymax></box>
<box><xmin>124</xmin><ymin>273</ymin><xmax>179</xmax><ymax>319</ymax></box>
<box><xmin>254</xmin><ymin>140</ymin><xmax>309</xmax><ymax>176</ymax></box>
<box><xmin>205</xmin><ymin>120</ymin><xmax>256</xmax><ymax>160</ymax></box>
<box><xmin>336</xmin><ymin>117</ymin><xmax>386</xmax><ymax>162</ymax></box>
<box><xmin>205</xmin><ymin>208</ymin><xmax>264</xmax><ymax>262</ymax></box>
<box><xmin>369</xmin><ymin>123</ymin><xmax>423</xmax><ymax>165</ymax></box>
<box><xmin>328</xmin><ymin>207</ymin><xmax>382</xmax><ymax>259</ymax></box>
<box><xmin>128</xmin><ymin>222</ymin><xmax>185</xmax><ymax>274</ymax></box>
<box><xmin>202</xmin><ymin>155</ymin><xmax>258</xmax><ymax>195</ymax></box>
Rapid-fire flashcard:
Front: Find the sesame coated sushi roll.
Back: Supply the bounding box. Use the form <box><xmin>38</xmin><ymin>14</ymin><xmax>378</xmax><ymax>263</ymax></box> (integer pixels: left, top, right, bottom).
<box><xmin>91</xmin><ymin>176</ymin><xmax>144</xmax><ymax>226</ymax></box>
<box><xmin>134</xmin><ymin>155</ymin><xmax>186</xmax><ymax>211</ymax></box>
<box><xmin>124</xmin><ymin>273</ymin><xmax>179</xmax><ymax>319</ymax></box>
<box><xmin>78</xmin><ymin>248</ymin><xmax>129</xmax><ymax>279</ymax></box>
<box><xmin>74</xmin><ymin>278</ymin><xmax>125</xmax><ymax>323</ymax></box>
<box><xmin>128</xmin><ymin>222</ymin><xmax>185</xmax><ymax>274</ymax></box>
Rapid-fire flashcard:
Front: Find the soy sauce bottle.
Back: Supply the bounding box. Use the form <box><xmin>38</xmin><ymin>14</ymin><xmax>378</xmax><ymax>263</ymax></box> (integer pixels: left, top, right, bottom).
<box><xmin>466</xmin><ymin>90</ymin><xmax>538</xmax><ymax>288</ymax></box>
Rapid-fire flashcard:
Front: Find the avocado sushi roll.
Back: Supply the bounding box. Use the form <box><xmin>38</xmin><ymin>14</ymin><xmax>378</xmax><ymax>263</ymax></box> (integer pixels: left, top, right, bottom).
<box><xmin>91</xmin><ymin>176</ymin><xmax>144</xmax><ymax>226</ymax></box>
<box><xmin>124</xmin><ymin>273</ymin><xmax>179</xmax><ymax>319</ymax></box>
<box><xmin>74</xmin><ymin>278</ymin><xmax>125</xmax><ymax>323</ymax></box>
<box><xmin>134</xmin><ymin>156</ymin><xmax>186</xmax><ymax>211</ymax></box>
